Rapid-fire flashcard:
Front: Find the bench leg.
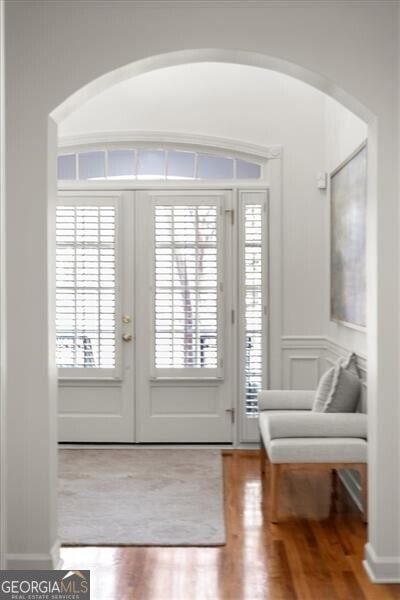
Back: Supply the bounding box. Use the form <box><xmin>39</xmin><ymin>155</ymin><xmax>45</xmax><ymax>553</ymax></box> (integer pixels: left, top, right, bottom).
<box><xmin>358</xmin><ymin>464</ymin><xmax>368</xmax><ymax>523</ymax></box>
<box><xmin>271</xmin><ymin>463</ymin><xmax>281</xmax><ymax>523</ymax></box>
<box><xmin>331</xmin><ymin>468</ymin><xmax>339</xmax><ymax>514</ymax></box>
<box><xmin>260</xmin><ymin>444</ymin><xmax>267</xmax><ymax>476</ymax></box>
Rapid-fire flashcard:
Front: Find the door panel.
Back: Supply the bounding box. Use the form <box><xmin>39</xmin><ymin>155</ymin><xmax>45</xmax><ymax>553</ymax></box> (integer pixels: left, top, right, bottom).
<box><xmin>57</xmin><ymin>191</ymin><xmax>135</xmax><ymax>442</ymax></box>
<box><xmin>135</xmin><ymin>190</ymin><xmax>234</xmax><ymax>443</ymax></box>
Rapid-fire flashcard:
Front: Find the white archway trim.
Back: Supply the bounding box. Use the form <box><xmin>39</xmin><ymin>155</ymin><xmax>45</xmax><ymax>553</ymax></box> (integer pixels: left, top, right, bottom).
<box><xmin>58</xmin><ymin>131</ymin><xmax>282</xmax><ymax>161</ymax></box>
<box><xmin>47</xmin><ymin>46</ymin><xmax>400</xmax><ymax>583</ymax></box>
<box><xmin>51</xmin><ymin>48</ymin><xmax>373</xmax><ymax>126</ymax></box>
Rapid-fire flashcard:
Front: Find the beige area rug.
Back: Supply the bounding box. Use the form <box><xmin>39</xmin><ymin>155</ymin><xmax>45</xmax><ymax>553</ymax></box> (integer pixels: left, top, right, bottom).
<box><xmin>58</xmin><ymin>449</ymin><xmax>226</xmax><ymax>546</ymax></box>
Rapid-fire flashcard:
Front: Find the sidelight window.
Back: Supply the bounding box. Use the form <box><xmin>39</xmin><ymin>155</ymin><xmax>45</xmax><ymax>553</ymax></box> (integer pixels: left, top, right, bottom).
<box><xmin>243</xmin><ymin>202</ymin><xmax>265</xmax><ymax>415</ymax></box>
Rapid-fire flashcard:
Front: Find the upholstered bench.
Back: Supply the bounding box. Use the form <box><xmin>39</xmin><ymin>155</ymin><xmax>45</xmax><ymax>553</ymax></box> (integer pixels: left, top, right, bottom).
<box><xmin>258</xmin><ymin>389</ymin><xmax>368</xmax><ymax>523</ymax></box>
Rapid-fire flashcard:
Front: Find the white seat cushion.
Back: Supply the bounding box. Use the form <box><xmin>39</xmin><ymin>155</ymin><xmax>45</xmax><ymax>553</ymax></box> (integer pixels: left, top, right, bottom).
<box><xmin>259</xmin><ymin>411</ymin><xmax>304</xmax><ymax>445</ymax></box>
<box><xmin>259</xmin><ymin>410</ymin><xmax>306</xmax><ymax>448</ymax></box>
<box><xmin>259</xmin><ymin>412</ymin><xmax>367</xmax><ymax>464</ymax></box>
<box><xmin>268</xmin><ymin>437</ymin><xmax>367</xmax><ymax>463</ymax></box>
<box><xmin>264</xmin><ymin>412</ymin><xmax>367</xmax><ymax>440</ymax></box>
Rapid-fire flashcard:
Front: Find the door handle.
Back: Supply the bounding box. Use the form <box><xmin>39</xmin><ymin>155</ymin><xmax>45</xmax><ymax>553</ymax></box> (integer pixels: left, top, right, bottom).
<box><xmin>122</xmin><ymin>333</ymin><xmax>133</xmax><ymax>342</ymax></box>
<box><xmin>225</xmin><ymin>407</ymin><xmax>235</xmax><ymax>424</ymax></box>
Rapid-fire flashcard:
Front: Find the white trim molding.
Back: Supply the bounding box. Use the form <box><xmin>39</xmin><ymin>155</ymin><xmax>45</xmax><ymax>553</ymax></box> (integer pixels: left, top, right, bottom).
<box><xmin>7</xmin><ymin>540</ymin><xmax>62</xmax><ymax>571</ymax></box>
<box><xmin>58</xmin><ymin>130</ymin><xmax>282</xmax><ymax>162</ymax></box>
<box><xmin>0</xmin><ymin>0</ymin><xmax>6</xmax><ymax>571</ymax></box>
<box><xmin>364</xmin><ymin>543</ymin><xmax>400</xmax><ymax>583</ymax></box>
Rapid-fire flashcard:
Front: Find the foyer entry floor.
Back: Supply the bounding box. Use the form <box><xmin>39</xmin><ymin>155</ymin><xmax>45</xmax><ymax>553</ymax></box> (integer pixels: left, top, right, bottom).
<box><xmin>61</xmin><ymin>451</ymin><xmax>400</xmax><ymax>600</ymax></box>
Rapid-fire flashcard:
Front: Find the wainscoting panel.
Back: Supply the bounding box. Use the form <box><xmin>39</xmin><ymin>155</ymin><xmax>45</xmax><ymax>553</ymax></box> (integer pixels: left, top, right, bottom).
<box><xmin>281</xmin><ymin>336</ymin><xmax>326</xmax><ymax>390</ymax></box>
<box><xmin>287</xmin><ymin>356</ymin><xmax>320</xmax><ymax>390</ymax></box>
<box><xmin>282</xmin><ymin>336</ymin><xmax>367</xmax><ymax>406</ymax></box>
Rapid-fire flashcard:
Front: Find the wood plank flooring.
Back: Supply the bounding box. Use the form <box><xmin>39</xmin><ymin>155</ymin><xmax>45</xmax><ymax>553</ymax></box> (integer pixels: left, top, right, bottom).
<box><xmin>60</xmin><ymin>451</ymin><xmax>400</xmax><ymax>600</ymax></box>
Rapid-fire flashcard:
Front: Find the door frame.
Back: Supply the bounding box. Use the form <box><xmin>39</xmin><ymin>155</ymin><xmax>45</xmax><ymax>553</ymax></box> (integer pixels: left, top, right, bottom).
<box><xmin>58</xmin><ymin>166</ymin><xmax>282</xmax><ymax>446</ymax></box>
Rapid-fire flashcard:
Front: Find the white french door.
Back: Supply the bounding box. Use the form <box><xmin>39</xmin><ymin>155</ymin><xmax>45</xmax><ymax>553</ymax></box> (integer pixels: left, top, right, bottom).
<box><xmin>57</xmin><ymin>188</ymin><xmax>268</xmax><ymax>443</ymax></box>
<box><xmin>135</xmin><ymin>190</ymin><xmax>234</xmax><ymax>442</ymax></box>
<box><xmin>57</xmin><ymin>191</ymin><xmax>135</xmax><ymax>442</ymax></box>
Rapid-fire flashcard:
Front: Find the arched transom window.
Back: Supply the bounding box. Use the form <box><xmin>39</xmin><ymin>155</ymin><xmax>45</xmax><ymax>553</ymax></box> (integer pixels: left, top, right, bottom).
<box><xmin>58</xmin><ymin>145</ymin><xmax>264</xmax><ymax>181</ymax></box>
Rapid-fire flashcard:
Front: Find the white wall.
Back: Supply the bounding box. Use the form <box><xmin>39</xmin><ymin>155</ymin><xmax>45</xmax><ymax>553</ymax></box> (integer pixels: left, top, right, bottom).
<box><xmin>60</xmin><ymin>64</ymin><xmax>328</xmax><ymax>339</ymax></box>
<box><xmin>324</xmin><ymin>98</ymin><xmax>368</xmax><ymax>356</ymax></box>
<box><xmin>4</xmin><ymin>0</ymin><xmax>400</xmax><ymax>582</ymax></box>
<box><xmin>0</xmin><ymin>0</ymin><xmax>6</xmax><ymax>571</ymax></box>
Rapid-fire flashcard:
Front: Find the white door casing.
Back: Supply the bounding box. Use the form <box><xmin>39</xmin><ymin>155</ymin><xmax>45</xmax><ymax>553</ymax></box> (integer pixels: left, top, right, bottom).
<box><xmin>57</xmin><ymin>188</ymin><xmax>269</xmax><ymax>444</ymax></box>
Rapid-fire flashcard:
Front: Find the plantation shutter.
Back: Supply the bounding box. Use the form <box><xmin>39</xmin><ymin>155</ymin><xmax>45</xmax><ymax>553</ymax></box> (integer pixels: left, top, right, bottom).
<box><xmin>152</xmin><ymin>196</ymin><xmax>224</xmax><ymax>378</ymax></box>
<box><xmin>244</xmin><ymin>201</ymin><xmax>265</xmax><ymax>415</ymax></box>
<box><xmin>56</xmin><ymin>196</ymin><xmax>120</xmax><ymax>378</ymax></box>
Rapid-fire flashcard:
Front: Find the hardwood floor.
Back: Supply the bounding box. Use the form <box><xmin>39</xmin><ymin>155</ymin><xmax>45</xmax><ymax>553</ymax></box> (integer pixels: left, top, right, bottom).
<box><xmin>60</xmin><ymin>451</ymin><xmax>400</xmax><ymax>600</ymax></box>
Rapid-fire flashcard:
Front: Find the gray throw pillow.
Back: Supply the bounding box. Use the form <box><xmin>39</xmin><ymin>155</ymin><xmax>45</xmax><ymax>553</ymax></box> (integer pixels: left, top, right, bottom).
<box><xmin>340</xmin><ymin>352</ymin><xmax>361</xmax><ymax>379</ymax></box>
<box><xmin>312</xmin><ymin>367</ymin><xmax>335</xmax><ymax>412</ymax></box>
<box><xmin>313</xmin><ymin>362</ymin><xmax>361</xmax><ymax>413</ymax></box>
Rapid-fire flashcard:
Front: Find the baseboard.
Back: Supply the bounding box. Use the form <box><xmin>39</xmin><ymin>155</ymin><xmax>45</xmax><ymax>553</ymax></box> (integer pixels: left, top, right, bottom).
<box><xmin>338</xmin><ymin>469</ymin><xmax>362</xmax><ymax>512</ymax></box>
<box><xmin>7</xmin><ymin>539</ymin><xmax>61</xmax><ymax>570</ymax></box>
<box><xmin>363</xmin><ymin>543</ymin><xmax>400</xmax><ymax>583</ymax></box>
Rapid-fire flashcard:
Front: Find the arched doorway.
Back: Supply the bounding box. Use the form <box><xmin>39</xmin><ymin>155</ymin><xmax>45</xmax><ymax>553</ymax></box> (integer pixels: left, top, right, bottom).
<box><xmin>48</xmin><ymin>47</ymin><xmax>382</xmax><ymax>570</ymax></box>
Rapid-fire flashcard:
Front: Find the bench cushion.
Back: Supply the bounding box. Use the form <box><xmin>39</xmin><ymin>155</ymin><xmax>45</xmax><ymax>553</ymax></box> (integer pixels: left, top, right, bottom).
<box><xmin>267</xmin><ymin>437</ymin><xmax>367</xmax><ymax>463</ymax></box>
<box><xmin>259</xmin><ymin>411</ymin><xmax>367</xmax><ymax>464</ymax></box>
<box><xmin>263</xmin><ymin>412</ymin><xmax>367</xmax><ymax>440</ymax></box>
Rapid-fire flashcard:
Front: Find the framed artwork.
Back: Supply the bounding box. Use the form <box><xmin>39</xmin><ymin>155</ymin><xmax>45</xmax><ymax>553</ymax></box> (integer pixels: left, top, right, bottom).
<box><xmin>330</xmin><ymin>143</ymin><xmax>367</xmax><ymax>329</ymax></box>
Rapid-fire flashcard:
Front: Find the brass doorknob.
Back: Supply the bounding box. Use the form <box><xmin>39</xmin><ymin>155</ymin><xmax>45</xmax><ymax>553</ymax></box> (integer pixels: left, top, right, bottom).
<box><xmin>122</xmin><ymin>334</ymin><xmax>133</xmax><ymax>342</ymax></box>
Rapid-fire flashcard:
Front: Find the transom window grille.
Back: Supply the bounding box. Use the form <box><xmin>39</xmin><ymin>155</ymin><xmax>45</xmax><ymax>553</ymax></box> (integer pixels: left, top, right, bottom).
<box><xmin>153</xmin><ymin>198</ymin><xmax>223</xmax><ymax>378</ymax></box>
<box><xmin>56</xmin><ymin>199</ymin><xmax>119</xmax><ymax>377</ymax></box>
<box><xmin>244</xmin><ymin>203</ymin><xmax>264</xmax><ymax>415</ymax></box>
<box><xmin>58</xmin><ymin>147</ymin><xmax>262</xmax><ymax>181</ymax></box>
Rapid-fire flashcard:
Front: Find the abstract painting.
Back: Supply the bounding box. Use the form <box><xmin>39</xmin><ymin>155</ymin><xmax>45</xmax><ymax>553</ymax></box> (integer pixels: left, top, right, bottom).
<box><xmin>330</xmin><ymin>144</ymin><xmax>367</xmax><ymax>328</ymax></box>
